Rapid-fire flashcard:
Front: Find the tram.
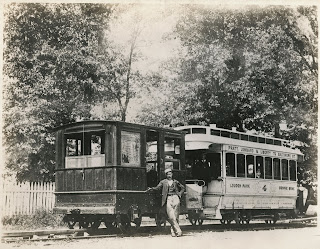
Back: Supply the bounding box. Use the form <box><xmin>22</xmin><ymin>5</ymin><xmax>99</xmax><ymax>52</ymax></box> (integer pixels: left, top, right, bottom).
<box><xmin>174</xmin><ymin>124</ymin><xmax>304</xmax><ymax>225</ymax></box>
<box><xmin>53</xmin><ymin>120</ymin><xmax>186</xmax><ymax>229</ymax></box>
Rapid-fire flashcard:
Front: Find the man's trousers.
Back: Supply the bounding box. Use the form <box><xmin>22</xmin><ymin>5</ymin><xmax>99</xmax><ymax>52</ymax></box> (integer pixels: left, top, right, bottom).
<box><xmin>166</xmin><ymin>195</ymin><xmax>182</xmax><ymax>236</ymax></box>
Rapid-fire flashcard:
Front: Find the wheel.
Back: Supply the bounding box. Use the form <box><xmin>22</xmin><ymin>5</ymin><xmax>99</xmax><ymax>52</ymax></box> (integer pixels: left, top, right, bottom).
<box><xmin>67</xmin><ymin>220</ymin><xmax>76</xmax><ymax>229</ymax></box>
<box><xmin>273</xmin><ymin>213</ymin><xmax>279</xmax><ymax>224</ymax></box>
<box><xmin>80</xmin><ymin>220</ymin><xmax>90</xmax><ymax>229</ymax></box>
<box><xmin>91</xmin><ymin>220</ymin><xmax>101</xmax><ymax>229</ymax></box>
<box><xmin>234</xmin><ymin>211</ymin><xmax>241</xmax><ymax>225</ymax></box>
<box><xmin>198</xmin><ymin>219</ymin><xmax>204</xmax><ymax>225</ymax></box>
<box><xmin>189</xmin><ymin>218</ymin><xmax>197</xmax><ymax>226</ymax></box>
<box><xmin>133</xmin><ymin>217</ymin><xmax>142</xmax><ymax>227</ymax></box>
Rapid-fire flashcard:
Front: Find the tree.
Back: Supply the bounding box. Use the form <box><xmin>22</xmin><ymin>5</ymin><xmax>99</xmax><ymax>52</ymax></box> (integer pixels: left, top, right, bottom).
<box><xmin>3</xmin><ymin>3</ymin><xmax>114</xmax><ymax>181</ymax></box>
<box><xmin>138</xmin><ymin>5</ymin><xmax>317</xmax><ymax>182</ymax></box>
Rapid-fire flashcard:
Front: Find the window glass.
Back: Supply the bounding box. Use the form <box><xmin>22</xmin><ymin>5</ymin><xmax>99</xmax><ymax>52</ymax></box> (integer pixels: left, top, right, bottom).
<box><xmin>65</xmin><ymin>131</ymin><xmax>105</xmax><ymax>168</ymax></box>
<box><xmin>164</xmin><ymin>136</ymin><xmax>181</xmax><ymax>170</ymax></box>
<box><xmin>146</xmin><ymin>130</ymin><xmax>159</xmax><ymax>187</ymax></box>
<box><xmin>256</xmin><ymin>156</ymin><xmax>264</xmax><ymax>178</ymax></box>
<box><xmin>258</xmin><ymin>137</ymin><xmax>266</xmax><ymax>143</ymax></box>
<box><xmin>206</xmin><ymin>153</ymin><xmax>221</xmax><ymax>179</ymax></box>
<box><xmin>221</xmin><ymin>131</ymin><xmax>230</xmax><ymax>137</ymax></box>
<box><xmin>246</xmin><ymin>155</ymin><xmax>254</xmax><ymax>178</ymax></box>
<box><xmin>66</xmin><ymin>138</ymin><xmax>82</xmax><ymax>156</ymax></box>
<box><xmin>182</xmin><ymin>129</ymin><xmax>191</xmax><ymax>134</ymax></box>
<box><xmin>289</xmin><ymin>160</ymin><xmax>297</xmax><ymax>181</ymax></box>
<box><xmin>237</xmin><ymin>154</ymin><xmax>245</xmax><ymax>177</ymax></box>
<box><xmin>265</xmin><ymin>157</ymin><xmax>272</xmax><ymax>179</ymax></box>
<box><xmin>274</xmin><ymin>140</ymin><xmax>282</xmax><ymax>146</ymax></box>
<box><xmin>241</xmin><ymin>134</ymin><xmax>248</xmax><ymax>141</ymax></box>
<box><xmin>121</xmin><ymin>131</ymin><xmax>141</xmax><ymax>167</ymax></box>
<box><xmin>249</xmin><ymin>136</ymin><xmax>257</xmax><ymax>142</ymax></box>
<box><xmin>192</xmin><ymin>128</ymin><xmax>206</xmax><ymax>134</ymax></box>
<box><xmin>281</xmin><ymin>159</ymin><xmax>289</xmax><ymax>180</ymax></box>
<box><xmin>91</xmin><ymin>134</ymin><xmax>102</xmax><ymax>155</ymax></box>
<box><xmin>211</xmin><ymin>129</ymin><xmax>220</xmax><ymax>136</ymax></box>
<box><xmin>226</xmin><ymin>153</ymin><xmax>235</xmax><ymax>177</ymax></box>
<box><xmin>231</xmin><ymin>133</ymin><xmax>240</xmax><ymax>139</ymax></box>
<box><xmin>273</xmin><ymin>158</ymin><xmax>281</xmax><ymax>180</ymax></box>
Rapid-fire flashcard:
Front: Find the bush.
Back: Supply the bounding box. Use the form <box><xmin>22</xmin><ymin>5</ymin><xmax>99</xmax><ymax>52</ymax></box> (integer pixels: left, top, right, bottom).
<box><xmin>2</xmin><ymin>209</ymin><xmax>64</xmax><ymax>230</ymax></box>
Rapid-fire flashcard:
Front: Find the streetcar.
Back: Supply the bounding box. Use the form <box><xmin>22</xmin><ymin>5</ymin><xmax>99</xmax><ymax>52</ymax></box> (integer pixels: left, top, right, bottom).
<box><xmin>174</xmin><ymin>124</ymin><xmax>304</xmax><ymax>225</ymax></box>
<box><xmin>53</xmin><ymin>120</ymin><xmax>186</xmax><ymax>229</ymax></box>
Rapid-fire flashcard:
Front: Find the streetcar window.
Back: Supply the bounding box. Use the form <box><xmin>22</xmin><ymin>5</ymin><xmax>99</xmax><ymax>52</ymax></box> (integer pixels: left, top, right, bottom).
<box><xmin>231</xmin><ymin>133</ymin><xmax>240</xmax><ymax>139</ymax></box>
<box><xmin>256</xmin><ymin>156</ymin><xmax>264</xmax><ymax>179</ymax></box>
<box><xmin>266</xmin><ymin>139</ymin><xmax>273</xmax><ymax>145</ymax></box>
<box><xmin>181</xmin><ymin>129</ymin><xmax>191</xmax><ymax>134</ymax></box>
<box><xmin>221</xmin><ymin>131</ymin><xmax>230</xmax><ymax>137</ymax></box>
<box><xmin>246</xmin><ymin>155</ymin><xmax>254</xmax><ymax>178</ymax></box>
<box><xmin>66</xmin><ymin>138</ymin><xmax>82</xmax><ymax>156</ymax></box>
<box><xmin>240</xmin><ymin>134</ymin><xmax>248</xmax><ymax>141</ymax></box>
<box><xmin>274</xmin><ymin>140</ymin><xmax>282</xmax><ymax>146</ymax></box>
<box><xmin>249</xmin><ymin>136</ymin><xmax>257</xmax><ymax>142</ymax></box>
<box><xmin>258</xmin><ymin>137</ymin><xmax>266</xmax><ymax>143</ymax></box>
<box><xmin>237</xmin><ymin>154</ymin><xmax>245</xmax><ymax>177</ymax></box>
<box><xmin>192</xmin><ymin>128</ymin><xmax>207</xmax><ymax>134</ymax></box>
<box><xmin>146</xmin><ymin>130</ymin><xmax>159</xmax><ymax>187</ymax></box>
<box><xmin>273</xmin><ymin>158</ymin><xmax>281</xmax><ymax>180</ymax></box>
<box><xmin>66</xmin><ymin>131</ymin><xmax>104</xmax><ymax>156</ymax></box>
<box><xmin>226</xmin><ymin>153</ymin><xmax>235</xmax><ymax>177</ymax></box>
<box><xmin>164</xmin><ymin>136</ymin><xmax>181</xmax><ymax>170</ymax></box>
<box><xmin>207</xmin><ymin>153</ymin><xmax>221</xmax><ymax>179</ymax></box>
<box><xmin>65</xmin><ymin>131</ymin><xmax>105</xmax><ymax>168</ymax></box>
<box><xmin>289</xmin><ymin>160</ymin><xmax>297</xmax><ymax>181</ymax></box>
<box><xmin>121</xmin><ymin>131</ymin><xmax>141</xmax><ymax>167</ymax></box>
<box><xmin>211</xmin><ymin>129</ymin><xmax>221</xmax><ymax>136</ymax></box>
<box><xmin>281</xmin><ymin>159</ymin><xmax>289</xmax><ymax>180</ymax></box>
<box><xmin>265</xmin><ymin>157</ymin><xmax>272</xmax><ymax>179</ymax></box>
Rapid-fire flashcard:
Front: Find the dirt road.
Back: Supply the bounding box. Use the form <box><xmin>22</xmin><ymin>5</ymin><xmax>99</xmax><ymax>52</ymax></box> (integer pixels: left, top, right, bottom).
<box><xmin>2</xmin><ymin>227</ymin><xmax>319</xmax><ymax>249</ymax></box>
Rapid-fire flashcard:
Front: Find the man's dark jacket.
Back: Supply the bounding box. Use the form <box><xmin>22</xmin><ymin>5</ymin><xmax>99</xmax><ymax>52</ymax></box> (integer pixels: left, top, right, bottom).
<box><xmin>151</xmin><ymin>179</ymin><xmax>185</xmax><ymax>206</ymax></box>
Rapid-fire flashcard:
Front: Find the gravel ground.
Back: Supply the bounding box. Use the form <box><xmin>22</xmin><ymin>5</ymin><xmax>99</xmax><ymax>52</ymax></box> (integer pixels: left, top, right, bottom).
<box><xmin>2</xmin><ymin>227</ymin><xmax>319</xmax><ymax>249</ymax></box>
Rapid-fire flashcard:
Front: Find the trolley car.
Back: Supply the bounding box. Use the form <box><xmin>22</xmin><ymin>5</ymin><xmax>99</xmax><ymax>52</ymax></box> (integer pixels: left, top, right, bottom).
<box><xmin>175</xmin><ymin>124</ymin><xmax>304</xmax><ymax>225</ymax></box>
<box><xmin>53</xmin><ymin>120</ymin><xmax>186</xmax><ymax>229</ymax></box>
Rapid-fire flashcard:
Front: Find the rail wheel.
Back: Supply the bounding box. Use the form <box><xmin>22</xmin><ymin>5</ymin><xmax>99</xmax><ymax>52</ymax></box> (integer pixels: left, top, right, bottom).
<box><xmin>220</xmin><ymin>219</ymin><xmax>226</xmax><ymax>224</ymax></box>
<box><xmin>65</xmin><ymin>216</ymin><xmax>77</xmax><ymax>229</ymax></box>
<box><xmin>273</xmin><ymin>213</ymin><xmax>280</xmax><ymax>224</ymax></box>
<box><xmin>189</xmin><ymin>218</ymin><xmax>203</xmax><ymax>226</ymax></box>
<box><xmin>105</xmin><ymin>221</ymin><xmax>117</xmax><ymax>230</ymax></box>
<box><xmin>91</xmin><ymin>220</ymin><xmax>101</xmax><ymax>229</ymax></box>
<box><xmin>79</xmin><ymin>220</ymin><xmax>90</xmax><ymax>229</ymax></box>
<box><xmin>234</xmin><ymin>211</ymin><xmax>241</xmax><ymax>225</ymax></box>
<box><xmin>116</xmin><ymin>215</ymin><xmax>131</xmax><ymax>233</ymax></box>
<box><xmin>133</xmin><ymin>217</ymin><xmax>142</xmax><ymax>228</ymax></box>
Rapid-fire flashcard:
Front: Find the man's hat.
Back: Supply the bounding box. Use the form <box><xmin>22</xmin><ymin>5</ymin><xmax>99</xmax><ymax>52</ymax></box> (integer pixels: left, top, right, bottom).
<box><xmin>164</xmin><ymin>168</ymin><xmax>172</xmax><ymax>174</ymax></box>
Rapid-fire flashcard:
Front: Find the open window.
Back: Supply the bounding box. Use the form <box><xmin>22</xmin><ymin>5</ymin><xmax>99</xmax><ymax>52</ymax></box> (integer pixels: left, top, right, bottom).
<box><xmin>65</xmin><ymin>130</ymin><xmax>105</xmax><ymax>168</ymax></box>
<box><xmin>164</xmin><ymin>135</ymin><xmax>181</xmax><ymax>171</ymax></box>
<box><xmin>146</xmin><ymin>130</ymin><xmax>159</xmax><ymax>187</ymax></box>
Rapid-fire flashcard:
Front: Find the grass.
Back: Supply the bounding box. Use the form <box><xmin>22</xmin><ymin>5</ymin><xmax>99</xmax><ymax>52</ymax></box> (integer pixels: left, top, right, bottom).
<box><xmin>2</xmin><ymin>209</ymin><xmax>65</xmax><ymax>231</ymax></box>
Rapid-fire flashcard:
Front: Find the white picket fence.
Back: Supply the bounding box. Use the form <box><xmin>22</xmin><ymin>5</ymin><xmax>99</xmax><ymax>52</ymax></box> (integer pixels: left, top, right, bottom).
<box><xmin>1</xmin><ymin>182</ymin><xmax>55</xmax><ymax>216</ymax></box>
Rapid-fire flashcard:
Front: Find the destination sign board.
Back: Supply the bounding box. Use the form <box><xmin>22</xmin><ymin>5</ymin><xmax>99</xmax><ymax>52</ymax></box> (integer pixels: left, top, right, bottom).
<box><xmin>223</xmin><ymin>145</ymin><xmax>298</xmax><ymax>160</ymax></box>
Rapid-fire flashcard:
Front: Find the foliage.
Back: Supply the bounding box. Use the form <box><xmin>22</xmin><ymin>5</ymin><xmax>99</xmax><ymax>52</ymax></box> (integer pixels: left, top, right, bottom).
<box><xmin>138</xmin><ymin>5</ymin><xmax>318</xmax><ymax>182</ymax></box>
<box><xmin>3</xmin><ymin>3</ymin><xmax>114</xmax><ymax>181</ymax></box>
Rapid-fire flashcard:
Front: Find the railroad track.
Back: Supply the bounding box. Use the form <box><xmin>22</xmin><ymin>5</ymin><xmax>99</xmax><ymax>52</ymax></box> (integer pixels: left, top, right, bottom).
<box><xmin>2</xmin><ymin>216</ymin><xmax>317</xmax><ymax>243</ymax></box>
